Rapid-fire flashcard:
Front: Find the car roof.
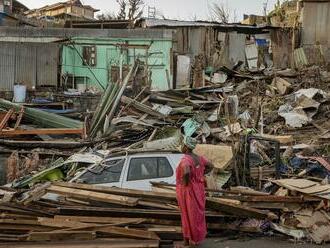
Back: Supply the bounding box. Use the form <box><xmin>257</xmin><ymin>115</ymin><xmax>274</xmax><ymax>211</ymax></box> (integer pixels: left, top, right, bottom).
<box><xmin>105</xmin><ymin>149</ymin><xmax>182</xmax><ymax>159</ymax></box>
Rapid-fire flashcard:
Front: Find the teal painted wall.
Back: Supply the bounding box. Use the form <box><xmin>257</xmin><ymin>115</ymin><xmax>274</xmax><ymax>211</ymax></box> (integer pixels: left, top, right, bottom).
<box><xmin>61</xmin><ymin>37</ymin><xmax>173</xmax><ymax>91</ymax></box>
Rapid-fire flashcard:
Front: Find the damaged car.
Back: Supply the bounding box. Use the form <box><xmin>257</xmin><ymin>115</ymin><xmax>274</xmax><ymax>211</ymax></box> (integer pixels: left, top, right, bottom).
<box><xmin>71</xmin><ymin>150</ymin><xmax>184</xmax><ymax>191</ymax></box>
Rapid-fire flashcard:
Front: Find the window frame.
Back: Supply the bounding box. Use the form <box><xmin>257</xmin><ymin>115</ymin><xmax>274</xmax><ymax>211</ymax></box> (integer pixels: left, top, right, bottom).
<box><xmin>82</xmin><ymin>45</ymin><xmax>97</xmax><ymax>67</ymax></box>
<box><xmin>77</xmin><ymin>158</ymin><xmax>125</xmax><ymax>185</ymax></box>
<box><xmin>126</xmin><ymin>156</ymin><xmax>174</xmax><ymax>182</ymax></box>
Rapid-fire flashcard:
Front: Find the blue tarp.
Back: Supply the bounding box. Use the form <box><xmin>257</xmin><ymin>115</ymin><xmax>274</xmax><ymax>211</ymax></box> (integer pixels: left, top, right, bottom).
<box><xmin>256</xmin><ymin>39</ymin><xmax>268</xmax><ymax>47</ymax></box>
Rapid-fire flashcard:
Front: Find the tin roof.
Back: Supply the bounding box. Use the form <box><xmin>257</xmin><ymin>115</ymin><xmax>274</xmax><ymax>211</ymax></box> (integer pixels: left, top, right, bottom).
<box><xmin>137</xmin><ymin>18</ymin><xmax>275</xmax><ymax>34</ymax></box>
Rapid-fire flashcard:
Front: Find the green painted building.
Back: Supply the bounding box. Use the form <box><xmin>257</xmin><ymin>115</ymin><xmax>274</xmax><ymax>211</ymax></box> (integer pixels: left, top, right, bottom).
<box><xmin>61</xmin><ymin>36</ymin><xmax>173</xmax><ymax>91</ymax></box>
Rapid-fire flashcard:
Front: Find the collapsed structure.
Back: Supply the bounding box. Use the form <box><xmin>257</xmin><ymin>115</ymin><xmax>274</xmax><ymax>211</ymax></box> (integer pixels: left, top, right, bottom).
<box><xmin>0</xmin><ymin>0</ymin><xmax>329</xmax><ymax>247</ymax></box>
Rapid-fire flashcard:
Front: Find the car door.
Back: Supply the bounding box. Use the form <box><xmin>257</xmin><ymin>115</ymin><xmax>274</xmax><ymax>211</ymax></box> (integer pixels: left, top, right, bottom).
<box><xmin>73</xmin><ymin>157</ymin><xmax>126</xmax><ymax>188</ymax></box>
<box><xmin>121</xmin><ymin>155</ymin><xmax>175</xmax><ymax>191</ymax></box>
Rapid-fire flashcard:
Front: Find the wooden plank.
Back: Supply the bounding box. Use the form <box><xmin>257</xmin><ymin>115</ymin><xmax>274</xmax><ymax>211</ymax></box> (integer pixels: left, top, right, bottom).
<box><xmin>0</xmin><ymin>128</ymin><xmax>84</xmax><ymax>137</ymax></box>
<box><xmin>0</xmin><ymin>213</ymin><xmax>38</xmax><ymax>220</ymax></box>
<box><xmin>57</xmin><ymin>206</ymin><xmax>227</xmax><ymax>223</ymax></box>
<box><xmin>152</xmin><ymin>182</ymin><xmax>270</xmax><ymax>196</ymax></box>
<box><xmin>0</xmin><ymin>234</ymin><xmax>27</xmax><ymax>242</ymax></box>
<box><xmin>19</xmin><ymin>183</ymin><xmax>51</xmax><ymax>205</ymax></box>
<box><xmin>0</xmin><ymin>239</ymin><xmax>160</xmax><ymax>248</ymax></box>
<box><xmin>39</xmin><ymin>217</ymin><xmax>145</xmax><ymax>230</ymax></box>
<box><xmin>242</xmin><ymin>202</ymin><xmax>301</xmax><ymax>211</ymax></box>
<box><xmin>47</xmin><ymin>185</ymin><xmax>139</xmax><ymax>207</ymax></box>
<box><xmin>53</xmin><ymin>182</ymin><xmax>176</xmax><ymax>201</ymax></box>
<box><xmin>14</xmin><ymin>106</ymin><xmax>24</xmax><ymax>129</ymax></box>
<box><xmin>0</xmin><ymin>224</ymin><xmax>54</xmax><ymax>232</ymax></box>
<box><xmin>37</xmin><ymin>217</ymin><xmax>92</xmax><ymax>229</ymax></box>
<box><xmin>148</xmin><ymin>227</ymin><xmax>182</xmax><ymax>233</ymax></box>
<box><xmin>208</xmin><ymin>223</ymin><xmax>262</xmax><ymax>233</ymax></box>
<box><xmin>138</xmin><ymin>200</ymin><xmax>178</xmax><ymax>210</ymax></box>
<box><xmin>0</xmin><ymin>219</ymin><xmax>40</xmax><ymax>225</ymax></box>
<box><xmin>57</xmin><ymin>206</ymin><xmax>181</xmax><ymax>219</ymax></box>
<box><xmin>54</xmin><ymin>215</ymin><xmax>182</xmax><ymax>227</ymax></box>
<box><xmin>0</xmin><ymin>109</ymin><xmax>14</xmax><ymax>130</ymax></box>
<box><xmin>140</xmin><ymin>219</ymin><xmax>181</xmax><ymax>226</ymax></box>
<box><xmin>220</xmin><ymin>195</ymin><xmax>318</xmax><ymax>203</ymax></box>
<box><xmin>260</xmin><ymin>134</ymin><xmax>294</xmax><ymax>144</ymax></box>
<box><xmin>28</xmin><ymin>231</ymin><xmax>96</xmax><ymax>241</ymax></box>
<box><xmin>54</xmin><ymin>216</ymin><xmax>145</xmax><ymax>225</ymax></box>
<box><xmin>0</xmin><ymin>205</ymin><xmax>39</xmax><ymax>216</ymax></box>
<box><xmin>121</xmin><ymin>95</ymin><xmax>168</xmax><ymax>119</ymax></box>
<box><xmin>4</xmin><ymin>202</ymin><xmax>56</xmax><ymax>216</ymax></box>
<box><xmin>206</xmin><ymin>198</ymin><xmax>278</xmax><ymax>220</ymax></box>
<box><xmin>60</xmin><ymin>225</ymin><xmax>160</xmax><ymax>240</ymax></box>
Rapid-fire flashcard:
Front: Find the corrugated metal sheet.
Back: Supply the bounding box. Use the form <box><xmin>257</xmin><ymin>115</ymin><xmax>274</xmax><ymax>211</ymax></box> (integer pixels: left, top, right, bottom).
<box><xmin>0</xmin><ymin>43</ymin><xmax>15</xmax><ymax>91</ymax></box>
<box><xmin>141</xmin><ymin>18</ymin><xmax>221</xmax><ymax>28</ymax></box>
<box><xmin>270</xmin><ymin>29</ymin><xmax>294</xmax><ymax>69</ymax></box>
<box><xmin>0</xmin><ymin>42</ymin><xmax>59</xmax><ymax>91</ymax></box>
<box><xmin>176</xmin><ymin>27</ymin><xmax>248</xmax><ymax>69</ymax></box>
<box><xmin>15</xmin><ymin>43</ymin><xmax>37</xmax><ymax>89</ymax></box>
<box><xmin>301</xmin><ymin>1</ymin><xmax>330</xmax><ymax>64</ymax></box>
<box><xmin>245</xmin><ymin>44</ymin><xmax>258</xmax><ymax>69</ymax></box>
<box><xmin>139</xmin><ymin>18</ymin><xmax>271</xmax><ymax>31</ymax></box>
<box><xmin>302</xmin><ymin>1</ymin><xmax>330</xmax><ymax>46</ymax></box>
<box><xmin>176</xmin><ymin>27</ymin><xmax>217</xmax><ymax>63</ymax></box>
<box><xmin>37</xmin><ymin>44</ymin><xmax>59</xmax><ymax>86</ymax></box>
<box><xmin>228</xmin><ymin>32</ymin><xmax>246</xmax><ymax>67</ymax></box>
<box><xmin>294</xmin><ymin>47</ymin><xmax>309</xmax><ymax>68</ymax></box>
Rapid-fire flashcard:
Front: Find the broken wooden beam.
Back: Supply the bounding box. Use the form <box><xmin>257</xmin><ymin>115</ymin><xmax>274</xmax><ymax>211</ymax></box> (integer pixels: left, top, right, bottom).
<box><xmin>62</xmin><ymin>224</ymin><xmax>160</xmax><ymax>240</ymax></box>
<box><xmin>0</xmin><ymin>239</ymin><xmax>160</xmax><ymax>248</ymax></box>
<box><xmin>53</xmin><ymin>182</ymin><xmax>177</xmax><ymax>202</ymax></box>
<box><xmin>46</xmin><ymin>185</ymin><xmax>139</xmax><ymax>207</ymax></box>
<box><xmin>121</xmin><ymin>95</ymin><xmax>168</xmax><ymax>119</ymax></box>
<box><xmin>27</xmin><ymin>231</ymin><xmax>96</xmax><ymax>242</ymax></box>
<box><xmin>206</xmin><ymin>198</ymin><xmax>278</xmax><ymax>220</ymax></box>
<box><xmin>0</xmin><ymin>128</ymin><xmax>84</xmax><ymax>138</ymax></box>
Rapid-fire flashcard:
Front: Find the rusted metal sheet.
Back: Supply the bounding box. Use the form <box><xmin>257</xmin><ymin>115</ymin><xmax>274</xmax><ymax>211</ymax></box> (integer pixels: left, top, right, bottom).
<box><xmin>270</xmin><ymin>29</ymin><xmax>294</xmax><ymax>69</ymax></box>
<box><xmin>302</xmin><ymin>1</ymin><xmax>330</xmax><ymax>64</ymax></box>
<box><xmin>175</xmin><ymin>27</ymin><xmax>218</xmax><ymax>65</ymax></box>
<box><xmin>36</xmin><ymin>43</ymin><xmax>59</xmax><ymax>87</ymax></box>
<box><xmin>0</xmin><ymin>42</ymin><xmax>15</xmax><ymax>91</ymax></box>
<box><xmin>15</xmin><ymin>43</ymin><xmax>37</xmax><ymax>89</ymax></box>
<box><xmin>175</xmin><ymin>27</ymin><xmax>247</xmax><ymax>69</ymax></box>
<box><xmin>302</xmin><ymin>1</ymin><xmax>330</xmax><ymax>47</ymax></box>
<box><xmin>0</xmin><ymin>42</ymin><xmax>59</xmax><ymax>91</ymax></box>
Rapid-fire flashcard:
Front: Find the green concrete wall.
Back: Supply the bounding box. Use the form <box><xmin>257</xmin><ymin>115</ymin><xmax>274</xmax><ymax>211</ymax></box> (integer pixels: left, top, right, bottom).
<box><xmin>61</xmin><ymin>37</ymin><xmax>173</xmax><ymax>91</ymax></box>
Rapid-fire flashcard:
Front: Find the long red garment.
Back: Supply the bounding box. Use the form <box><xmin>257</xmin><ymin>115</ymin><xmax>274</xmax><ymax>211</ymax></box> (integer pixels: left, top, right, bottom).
<box><xmin>176</xmin><ymin>154</ymin><xmax>208</xmax><ymax>244</ymax></box>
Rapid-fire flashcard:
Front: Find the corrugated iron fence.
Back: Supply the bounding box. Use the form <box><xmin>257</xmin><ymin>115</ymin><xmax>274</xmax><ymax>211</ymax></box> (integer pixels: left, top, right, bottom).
<box><xmin>0</xmin><ymin>42</ymin><xmax>59</xmax><ymax>91</ymax></box>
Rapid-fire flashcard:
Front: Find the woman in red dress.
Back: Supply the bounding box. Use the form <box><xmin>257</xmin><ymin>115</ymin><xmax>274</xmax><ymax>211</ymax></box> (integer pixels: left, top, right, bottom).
<box><xmin>176</xmin><ymin>136</ymin><xmax>214</xmax><ymax>247</ymax></box>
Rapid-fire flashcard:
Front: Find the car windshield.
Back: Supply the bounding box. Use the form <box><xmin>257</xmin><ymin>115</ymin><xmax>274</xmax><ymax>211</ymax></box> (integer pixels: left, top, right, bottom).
<box><xmin>76</xmin><ymin>158</ymin><xmax>125</xmax><ymax>184</ymax></box>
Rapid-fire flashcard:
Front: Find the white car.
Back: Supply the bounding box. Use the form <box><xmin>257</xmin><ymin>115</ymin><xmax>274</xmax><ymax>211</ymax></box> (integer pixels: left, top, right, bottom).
<box><xmin>71</xmin><ymin>151</ymin><xmax>184</xmax><ymax>191</ymax></box>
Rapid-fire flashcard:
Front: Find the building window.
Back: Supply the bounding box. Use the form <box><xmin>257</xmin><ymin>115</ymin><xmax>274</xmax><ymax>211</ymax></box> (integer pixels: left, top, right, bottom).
<box><xmin>82</xmin><ymin>46</ymin><xmax>97</xmax><ymax>67</ymax></box>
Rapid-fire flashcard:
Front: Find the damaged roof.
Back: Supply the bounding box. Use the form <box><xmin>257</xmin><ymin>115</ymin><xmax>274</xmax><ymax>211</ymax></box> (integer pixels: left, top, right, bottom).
<box><xmin>25</xmin><ymin>0</ymin><xmax>99</xmax><ymax>14</ymax></box>
<box><xmin>137</xmin><ymin>18</ymin><xmax>275</xmax><ymax>33</ymax></box>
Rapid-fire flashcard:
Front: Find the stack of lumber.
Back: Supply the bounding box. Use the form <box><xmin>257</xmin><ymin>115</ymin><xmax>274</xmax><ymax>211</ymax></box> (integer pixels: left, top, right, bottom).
<box><xmin>0</xmin><ymin>182</ymin><xmax>277</xmax><ymax>247</ymax></box>
<box><xmin>0</xmin><ymin>180</ymin><xmax>328</xmax><ymax>246</ymax></box>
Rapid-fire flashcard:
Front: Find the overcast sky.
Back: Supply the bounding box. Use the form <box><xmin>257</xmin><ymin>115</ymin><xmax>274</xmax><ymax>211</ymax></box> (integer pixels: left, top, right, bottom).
<box><xmin>19</xmin><ymin>0</ymin><xmax>279</xmax><ymax>21</ymax></box>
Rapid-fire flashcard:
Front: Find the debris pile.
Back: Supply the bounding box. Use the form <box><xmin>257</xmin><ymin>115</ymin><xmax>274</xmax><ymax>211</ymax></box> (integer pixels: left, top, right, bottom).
<box><xmin>0</xmin><ymin>60</ymin><xmax>329</xmax><ymax>246</ymax></box>
<box><xmin>1</xmin><ymin>181</ymin><xmax>330</xmax><ymax>246</ymax></box>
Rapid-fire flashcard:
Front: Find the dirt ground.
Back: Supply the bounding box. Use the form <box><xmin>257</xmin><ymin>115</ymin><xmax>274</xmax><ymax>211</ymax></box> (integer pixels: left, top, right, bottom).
<box><xmin>200</xmin><ymin>237</ymin><xmax>330</xmax><ymax>248</ymax></box>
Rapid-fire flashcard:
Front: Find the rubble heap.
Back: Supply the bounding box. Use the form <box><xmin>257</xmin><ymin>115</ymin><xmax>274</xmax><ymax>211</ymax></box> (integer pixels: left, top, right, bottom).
<box><xmin>0</xmin><ymin>180</ymin><xmax>329</xmax><ymax>246</ymax></box>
